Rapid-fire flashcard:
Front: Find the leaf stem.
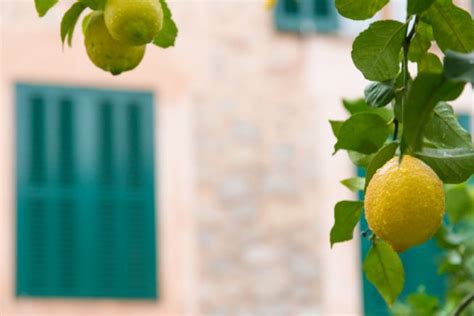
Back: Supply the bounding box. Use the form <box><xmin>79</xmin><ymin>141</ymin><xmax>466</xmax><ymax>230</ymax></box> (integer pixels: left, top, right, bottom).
<box><xmin>393</xmin><ymin>119</ymin><xmax>399</xmax><ymax>141</ymax></box>
<box><xmin>452</xmin><ymin>293</ymin><xmax>474</xmax><ymax>316</ymax></box>
<box><xmin>401</xmin><ymin>17</ymin><xmax>418</xmax><ymax>111</ymax></box>
<box><xmin>398</xmin><ymin>16</ymin><xmax>418</xmax><ymax>143</ymax></box>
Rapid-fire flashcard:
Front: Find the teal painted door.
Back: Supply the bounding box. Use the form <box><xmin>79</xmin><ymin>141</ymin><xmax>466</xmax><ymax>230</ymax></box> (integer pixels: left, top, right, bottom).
<box><xmin>16</xmin><ymin>83</ymin><xmax>157</xmax><ymax>299</ymax></box>
<box><xmin>360</xmin><ymin>114</ymin><xmax>472</xmax><ymax>315</ymax></box>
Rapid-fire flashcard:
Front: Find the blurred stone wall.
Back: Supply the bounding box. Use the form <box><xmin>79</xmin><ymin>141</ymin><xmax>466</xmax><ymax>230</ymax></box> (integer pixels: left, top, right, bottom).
<box><xmin>0</xmin><ymin>1</ymin><xmax>370</xmax><ymax>315</ymax></box>
<box><xmin>191</xmin><ymin>4</ymin><xmax>322</xmax><ymax>315</ymax></box>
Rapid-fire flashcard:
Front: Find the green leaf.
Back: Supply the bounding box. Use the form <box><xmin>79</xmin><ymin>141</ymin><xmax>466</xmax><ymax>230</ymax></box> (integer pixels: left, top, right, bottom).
<box><xmin>435</xmin><ymin>225</ymin><xmax>465</xmax><ymax>249</ymax></box>
<box><xmin>424</xmin><ymin>102</ymin><xmax>473</xmax><ymax>149</ymax></box>
<box><xmin>343</xmin><ymin>98</ymin><xmax>369</xmax><ymax>114</ymax></box>
<box><xmin>406</xmin><ymin>290</ymin><xmax>439</xmax><ymax>316</ymax></box>
<box><xmin>342</xmin><ymin>98</ymin><xmax>394</xmax><ymax>122</ymax></box>
<box><xmin>393</xmin><ymin>72</ymin><xmax>410</xmax><ymax>122</ymax></box>
<box><xmin>80</xmin><ymin>0</ymin><xmax>105</xmax><ymax>10</ymax></box>
<box><xmin>348</xmin><ymin>151</ymin><xmax>374</xmax><ymax>168</ymax></box>
<box><xmin>408</xmin><ymin>0</ymin><xmax>435</xmax><ymax>15</ymax></box>
<box><xmin>418</xmin><ymin>52</ymin><xmax>443</xmax><ymax>74</ymax></box>
<box><xmin>364</xmin><ymin>81</ymin><xmax>395</xmax><ymax>108</ymax></box>
<box><xmin>363</xmin><ymin>239</ymin><xmax>404</xmax><ymax>306</ymax></box>
<box><xmin>408</xmin><ymin>22</ymin><xmax>433</xmax><ymax>62</ymax></box>
<box><xmin>415</xmin><ymin>147</ymin><xmax>474</xmax><ymax>184</ymax></box>
<box><xmin>35</xmin><ymin>0</ymin><xmax>58</xmax><ymax>17</ymax></box>
<box><xmin>365</xmin><ymin>142</ymin><xmax>399</xmax><ymax>190</ymax></box>
<box><xmin>424</xmin><ymin>0</ymin><xmax>474</xmax><ymax>53</ymax></box>
<box><xmin>341</xmin><ymin>177</ymin><xmax>366</xmax><ymax>192</ymax></box>
<box><xmin>444</xmin><ymin>50</ymin><xmax>474</xmax><ymax>84</ymax></box>
<box><xmin>446</xmin><ymin>184</ymin><xmax>473</xmax><ymax>224</ymax></box>
<box><xmin>330</xmin><ymin>120</ymin><xmax>344</xmax><ymax>138</ymax></box>
<box><xmin>391</xmin><ymin>302</ymin><xmax>412</xmax><ymax>316</ymax></box>
<box><xmin>402</xmin><ymin>73</ymin><xmax>465</xmax><ymax>151</ymax></box>
<box><xmin>153</xmin><ymin>0</ymin><xmax>178</xmax><ymax>48</ymax></box>
<box><xmin>335</xmin><ymin>113</ymin><xmax>391</xmax><ymax>154</ymax></box>
<box><xmin>61</xmin><ymin>2</ymin><xmax>87</xmax><ymax>47</ymax></box>
<box><xmin>394</xmin><ymin>101</ymin><xmax>403</xmax><ymax>123</ymax></box>
<box><xmin>464</xmin><ymin>257</ymin><xmax>474</xmax><ymax>277</ymax></box>
<box><xmin>330</xmin><ymin>201</ymin><xmax>364</xmax><ymax>247</ymax></box>
<box><xmin>438</xmin><ymin>250</ymin><xmax>462</xmax><ymax>274</ymax></box>
<box><xmin>352</xmin><ymin>21</ymin><xmax>407</xmax><ymax>81</ymax></box>
<box><xmin>335</xmin><ymin>0</ymin><xmax>389</xmax><ymax>20</ymax></box>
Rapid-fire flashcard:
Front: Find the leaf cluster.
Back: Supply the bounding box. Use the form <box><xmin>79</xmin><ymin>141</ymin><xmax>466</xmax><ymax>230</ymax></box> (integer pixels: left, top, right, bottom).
<box><xmin>392</xmin><ymin>184</ymin><xmax>474</xmax><ymax>316</ymax></box>
<box><xmin>331</xmin><ymin>0</ymin><xmax>474</xmax><ymax>308</ymax></box>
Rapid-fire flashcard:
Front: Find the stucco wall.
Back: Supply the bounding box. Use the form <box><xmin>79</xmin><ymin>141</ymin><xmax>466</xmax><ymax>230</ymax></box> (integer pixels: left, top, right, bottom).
<box><xmin>1</xmin><ymin>2</ymin><xmax>199</xmax><ymax>315</ymax></box>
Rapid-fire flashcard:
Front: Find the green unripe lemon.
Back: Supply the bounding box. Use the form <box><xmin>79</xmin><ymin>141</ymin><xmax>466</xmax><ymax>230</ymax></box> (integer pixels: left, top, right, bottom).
<box><xmin>82</xmin><ymin>12</ymin><xmax>93</xmax><ymax>35</ymax></box>
<box><xmin>104</xmin><ymin>0</ymin><xmax>164</xmax><ymax>46</ymax></box>
<box><xmin>84</xmin><ymin>12</ymin><xmax>146</xmax><ymax>75</ymax></box>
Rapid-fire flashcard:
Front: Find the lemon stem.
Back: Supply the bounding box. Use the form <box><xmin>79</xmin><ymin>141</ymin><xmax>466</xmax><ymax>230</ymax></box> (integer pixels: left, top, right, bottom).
<box><xmin>361</xmin><ymin>228</ymin><xmax>371</xmax><ymax>238</ymax></box>
<box><xmin>393</xmin><ymin>119</ymin><xmax>399</xmax><ymax>141</ymax></box>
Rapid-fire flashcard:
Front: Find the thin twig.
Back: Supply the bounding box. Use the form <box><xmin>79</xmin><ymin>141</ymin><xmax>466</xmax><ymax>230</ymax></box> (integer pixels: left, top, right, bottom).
<box><xmin>393</xmin><ymin>118</ymin><xmax>399</xmax><ymax>141</ymax></box>
<box><xmin>397</xmin><ymin>16</ymin><xmax>418</xmax><ymax>147</ymax></box>
<box><xmin>361</xmin><ymin>229</ymin><xmax>371</xmax><ymax>238</ymax></box>
<box><xmin>401</xmin><ymin>16</ymin><xmax>418</xmax><ymax>117</ymax></box>
<box><xmin>452</xmin><ymin>293</ymin><xmax>474</xmax><ymax>316</ymax></box>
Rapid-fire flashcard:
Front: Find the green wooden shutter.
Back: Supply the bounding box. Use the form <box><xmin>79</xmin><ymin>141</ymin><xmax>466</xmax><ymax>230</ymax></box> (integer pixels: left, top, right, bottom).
<box><xmin>359</xmin><ymin>114</ymin><xmax>472</xmax><ymax>315</ymax></box>
<box><xmin>16</xmin><ymin>83</ymin><xmax>157</xmax><ymax>299</ymax></box>
<box><xmin>275</xmin><ymin>0</ymin><xmax>338</xmax><ymax>33</ymax></box>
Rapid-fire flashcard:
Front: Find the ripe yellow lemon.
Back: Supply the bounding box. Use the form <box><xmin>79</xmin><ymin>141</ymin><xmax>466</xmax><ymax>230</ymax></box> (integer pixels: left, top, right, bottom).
<box><xmin>84</xmin><ymin>12</ymin><xmax>146</xmax><ymax>75</ymax></box>
<box><xmin>104</xmin><ymin>0</ymin><xmax>164</xmax><ymax>46</ymax></box>
<box><xmin>365</xmin><ymin>155</ymin><xmax>445</xmax><ymax>252</ymax></box>
<box><xmin>264</xmin><ymin>0</ymin><xmax>277</xmax><ymax>9</ymax></box>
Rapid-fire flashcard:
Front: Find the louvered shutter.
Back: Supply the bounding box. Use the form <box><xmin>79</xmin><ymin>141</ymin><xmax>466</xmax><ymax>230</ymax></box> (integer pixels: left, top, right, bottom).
<box><xmin>16</xmin><ymin>84</ymin><xmax>157</xmax><ymax>299</ymax></box>
<box><xmin>275</xmin><ymin>0</ymin><xmax>339</xmax><ymax>33</ymax></box>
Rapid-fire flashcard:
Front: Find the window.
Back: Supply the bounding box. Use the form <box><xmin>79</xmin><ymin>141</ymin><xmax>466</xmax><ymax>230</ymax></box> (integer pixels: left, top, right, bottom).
<box><xmin>16</xmin><ymin>83</ymin><xmax>157</xmax><ymax>299</ymax></box>
<box><xmin>274</xmin><ymin>0</ymin><xmax>339</xmax><ymax>33</ymax></box>
<box><xmin>358</xmin><ymin>113</ymin><xmax>472</xmax><ymax>315</ymax></box>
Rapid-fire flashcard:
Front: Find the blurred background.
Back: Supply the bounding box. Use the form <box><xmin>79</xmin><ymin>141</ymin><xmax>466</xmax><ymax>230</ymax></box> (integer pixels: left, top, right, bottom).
<box><xmin>0</xmin><ymin>0</ymin><xmax>473</xmax><ymax>315</ymax></box>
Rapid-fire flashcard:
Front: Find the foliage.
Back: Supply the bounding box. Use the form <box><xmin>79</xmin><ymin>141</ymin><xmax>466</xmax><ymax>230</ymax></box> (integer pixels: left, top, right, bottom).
<box><xmin>351</xmin><ymin>20</ymin><xmax>407</xmax><ymax>81</ymax></box>
<box><xmin>330</xmin><ymin>201</ymin><xmax>364</xmax><ymax>246</ymax></box>
<box><xmin>153</xmin><ymin>0</ymin><xmax>178</xmax><ymax>48</ymax></box>
<box><xmin>363</xmin><ymin>239</ymin><xmax>404</xmax><ymax>306</ymax></box>
<box><xmin>330</xmin><ymin>0</ymin><xmax>474</xmax><ymax>311</ymax></box>
<box><xmin>392</xmin><ymin>185</ymin><xmax>474</xmax><ymax>316</ymax></box>
<box><xmin>34</xmin><ymin>0</ymin><xmax>178</xmax><ymax>74</ymax></box>
<box><xmin>335</xmin><ymin>0</ymin><xmax>389</xmax><ymax>20</ymax></box>
<box><xmin>444</xmin><ymin>51</ymin><xmax>474</xmax><ymax>84</ymax></box>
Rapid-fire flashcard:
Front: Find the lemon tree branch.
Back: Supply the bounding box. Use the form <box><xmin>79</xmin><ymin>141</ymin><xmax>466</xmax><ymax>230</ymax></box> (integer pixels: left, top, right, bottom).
<box><xmin>452</xmin><ymin>293</ymin><xmax>474</xmax><ymax>316</ymax></box>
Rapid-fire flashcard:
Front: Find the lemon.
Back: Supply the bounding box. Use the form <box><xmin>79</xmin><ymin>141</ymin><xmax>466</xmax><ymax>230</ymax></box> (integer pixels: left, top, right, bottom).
<box><xmin>365</xmin><ymin>155</ymin><xmax>445</xmax><ymax>252</ymax></box>
<box><xmin>264</xmin><ymin>0</ymin><xmax>277</xmax><ymax>9</ymax></box>
<box><xmin>84</xmin><ymin>12</ymin><xmax>146</xmax><ymax>75</ymax></box>
<box><xmin>82</xmin><ymin>12</ymin><xmax>93</xmax><ymax>35</ymax></box>
<box><xmin>104</xmin><ymin>0</ymin><xmax>164</xmax><ymax>46</ymax></box>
